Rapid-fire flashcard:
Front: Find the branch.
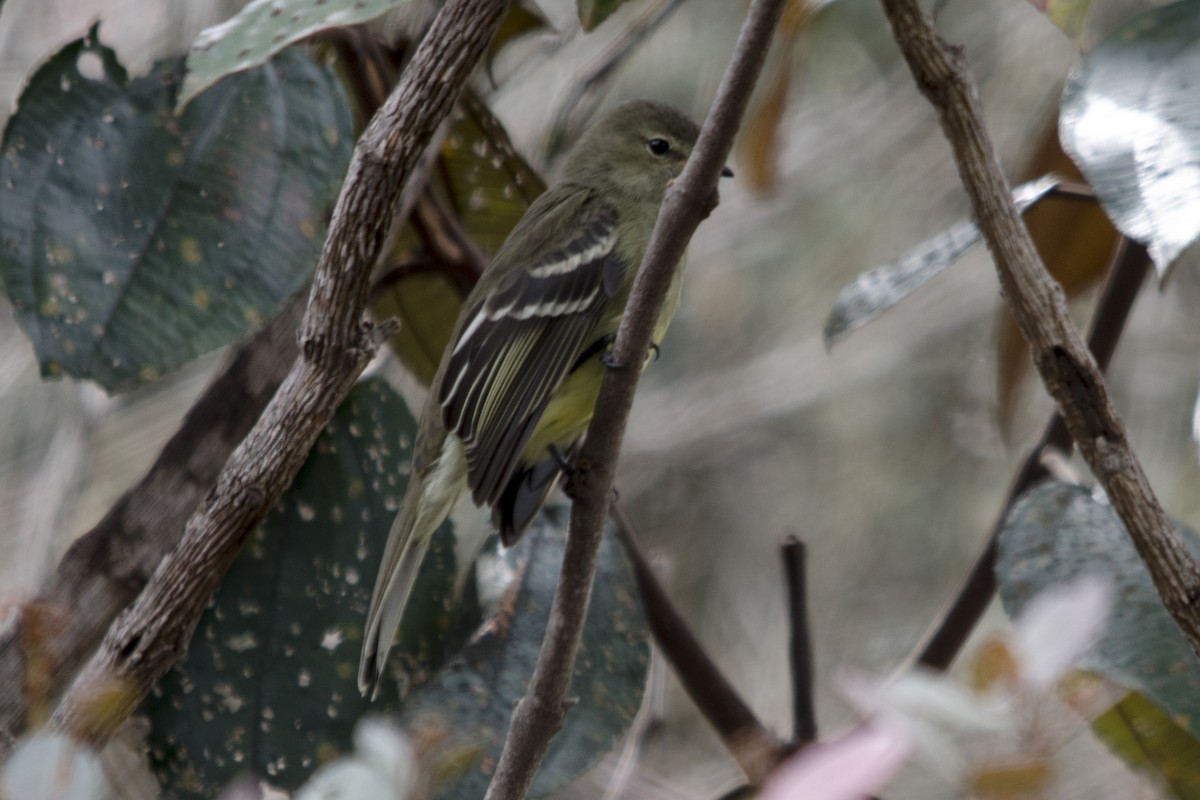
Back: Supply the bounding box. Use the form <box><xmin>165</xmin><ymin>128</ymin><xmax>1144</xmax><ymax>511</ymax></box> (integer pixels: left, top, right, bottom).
<box><xmin>49</xmin><ymin>0</ymin><xmax>512</xmax><ymax>748</ymax></box>
<box><xmin>610</xmin><ymin>505</ymin><xmax>788</xmax><ymax>782</ymax></box>
<box><xmin>912</xmin><ymin>238</ymin><xmax>1150</xmax><ymax>670</ymax></box>
<box><xmin>781</xmin><ymin>536</ymin><xmax>816</xmax><ymax>744</ymax></box>
<box><xmin>879</xmin><ymin>0</ymin><xmax>1200</xmax><ymax>658</ymax></box>
<box><xmin>0</xmin><ymin>291</ymin><xmax>302</xmax><ymax>757</ymax></box>
<box><xmin>482</xmin><ymin>2</ymin><xmax>788</xmax><ymax>796</ymax></box>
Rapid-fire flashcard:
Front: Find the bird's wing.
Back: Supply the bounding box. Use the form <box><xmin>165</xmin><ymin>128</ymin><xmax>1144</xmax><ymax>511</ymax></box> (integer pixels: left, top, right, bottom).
<box><xmin>438</xmin><ymin>198</ymin><xmax>625</xmax><ymax>506</ymax></box>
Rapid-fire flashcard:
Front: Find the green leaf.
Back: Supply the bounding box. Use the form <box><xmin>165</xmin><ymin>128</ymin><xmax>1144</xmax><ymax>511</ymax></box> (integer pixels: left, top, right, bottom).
<box><xmin>372</xmin><ymin>91</ymin><xmax>545</xmax><ymax>386</ymax></box>
<box><xmin>145</xmin><ymin>379</ymin><xmax>459</xmax><ymax>798</ymax></box>
<box><xmin>180</xmin><ymin>0</ymin><xmax>413</xmax><ymax>107</ymax></box>
<box><xmin>0</xmin><ymin>30</ymin><xmax>351</xmax><ymax>392</ymax></box>
<box><xmin>1093</xmin><ymin>689</ymin><xmax>1200</xmax><ymax>799</ymax></box>
<box><xmin>997</xmin><ymin>482</ymin><xmax>1200</xmax><ymax>734</ymax></box>
<box><xmin>577</xmin><ymin>0</ymin><xmax>631</xmax><ymax>31</ymax></box>
<box><xmin>1059</xmin><ymin>0</ymin><xmax>1200</xmax><ymax>275</ymax></box>
<box><xmin>399</xmin><ymin>507</ymin><xmax>649</xmax><ymax>798</ymax></box>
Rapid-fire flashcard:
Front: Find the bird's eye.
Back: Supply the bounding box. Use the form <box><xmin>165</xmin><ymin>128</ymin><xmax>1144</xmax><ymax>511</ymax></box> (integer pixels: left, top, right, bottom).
<box><xmin>647</xmin><ymin>138</ymin><xmax>671</xmax><ymax>156</ymax></box>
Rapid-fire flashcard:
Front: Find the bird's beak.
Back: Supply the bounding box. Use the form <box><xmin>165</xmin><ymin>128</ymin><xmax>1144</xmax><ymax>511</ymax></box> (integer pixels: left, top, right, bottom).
<box><xmin>721</xmin><ymin>165</ymin><xmax>734</xmax><ymax>178</ymax></box>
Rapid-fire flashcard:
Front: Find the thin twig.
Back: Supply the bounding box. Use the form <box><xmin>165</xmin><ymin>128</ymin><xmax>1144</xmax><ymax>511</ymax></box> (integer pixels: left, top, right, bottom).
<box><xmin>610</xmin><ymin>505</ymin><xmax>788</xmax><ymax>781</ymax></box>
<box><xmin>912</xmin><ymin>237</ymin><xmax>1149</xmax><ymax>670</ymax></box>
<box><xmin>49</xmin><ymin>0</ymin><xmax>512</xmax><ymax>748</ymax></box>
<box><xmin>1045</xmin><ymin>182</ymin><xmax>1095</xmax><ymax>203</ymax></box>
<box><xmin>780</xmin><ymin>536</ymin><xmax>816</xmax><ymax>744</ymax></box>
<box><xmin>542</xmin><ymin>0</ymin><xmax>689</xmax><ymax>159</ymax></box>
<box><xmin>482</xmin><ymin>3</ymin><xmax>787</xmax><ymax>796</ymax></box>
<box><xmin>880</xmin><ymin>0</ymin><xmax>1200</xmax><ymax>659</ymax></box>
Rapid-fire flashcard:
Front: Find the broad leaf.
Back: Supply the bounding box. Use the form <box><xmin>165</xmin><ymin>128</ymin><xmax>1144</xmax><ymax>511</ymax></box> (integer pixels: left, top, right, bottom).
<box><xmin>180</xmin><ymin>0</ymin><xmax>412</xmax><ymax>107</ymax></box>
<box><xmin>1092</xmin><ymin>689</ymin><xmax>1200</xmax><ymax>799</ymax></box>
<box><xmin>997</xmin><ymin>482</ymin><xmax>1200</xmax><ymax>733</ymax></box>
<box><xmin>0</xmin><ymin>31</ymin><xmax>351</xmax><ymax>391</ymax></box>
<box><xmin>145</xmin><ymin>379</ymin><xmax>459</xmax><ymax>798</ymax></box>
<box><xmin>399</xmin><ymin>507</ymin><xmax>649</xmax><ymax>798</ymax></box>
<box><xmin>823</xmin><ymin>176</ymin><xmax>1060</xmax><ymax>347</ymax></box>
<box><xmin>1060</xmin><ymin>0</ymin><xmax>1200</xmax><ymax>275</ymax></box>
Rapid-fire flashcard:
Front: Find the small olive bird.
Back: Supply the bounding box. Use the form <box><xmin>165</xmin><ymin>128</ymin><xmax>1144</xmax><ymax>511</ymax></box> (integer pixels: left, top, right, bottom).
<box><xmin>359</xmin><ymin>99</ymin><xmax>727</xmax><ymax>696</ymax></box>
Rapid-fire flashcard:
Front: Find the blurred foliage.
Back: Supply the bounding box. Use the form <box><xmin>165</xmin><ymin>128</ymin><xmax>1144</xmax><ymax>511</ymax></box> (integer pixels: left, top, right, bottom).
<box><xmin>145</xmin><ymin>379</ymin><xmax>460</xmax><ymax>797</ymax></box>
<box><xmin>0</xmin><ymin>29</ymin><xmax>351</xmax><ymax>392</ymax></box>
<box><xmin>1090</xmin><ymin>690</ymin><xmax>1200</xmax><ymax>800</ymax></box>
<box><xmin>1060</xmin><ymin>0</ymin><xmax>1200</xmax><ymax>275</ymax></box>
<box><xmin>1027</xmin><ymin>0</ymin><xmax>1097</xmax><ymax>45</ymax></box>
<box><xmin>998</xmin><ymin>482</ymin><xmax>1200</xmax><ymax>788</ymax></box>
<box><xmin>398</xmin><ymin>507</ymin><xmax>649</xmax><ymax>799</ymax></box>
<box><xmin>371</xmin><ymin>90</ymin><xmax>545</xmax><ymax>386</ymax></box>
<box><xmin>1</xmin><ymin>732</ymin><xmax>111</xmax><ymax>800</ymax></box>
<box><xmin>577</xmin><ymin>0</ymin><xmax>633</xmax><ymax>32</ymax></box>
<box><xmin>737</xmin><ymin>0</ymin><xmax>821</xmax><ymax>194</ymax></box>
<box><xmin>824</xmin><ymin>176</ymin><xmax>1060</xmax><ymax>347</ymax></box>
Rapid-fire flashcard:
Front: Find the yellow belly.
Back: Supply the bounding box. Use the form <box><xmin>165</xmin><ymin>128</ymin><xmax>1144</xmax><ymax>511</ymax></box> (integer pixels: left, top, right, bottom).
<box><xmin>519</xmin><ymin>268</ymin><xmax>684</xmax><ymax>468</ymax></box>
<box><xmin>520</xmin><ymin>357</ymin><xmax>605</xmax><ymax>465</ymax></box>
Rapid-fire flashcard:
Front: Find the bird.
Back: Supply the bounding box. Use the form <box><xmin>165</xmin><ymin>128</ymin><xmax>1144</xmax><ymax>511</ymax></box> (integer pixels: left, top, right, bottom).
<box><xmin>358</xmin><ymin>99</ymin><xmax>728</xmax><ymax>697</ymax></box>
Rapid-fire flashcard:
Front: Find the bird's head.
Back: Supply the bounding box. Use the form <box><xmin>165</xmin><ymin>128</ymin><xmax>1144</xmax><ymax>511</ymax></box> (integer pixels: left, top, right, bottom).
<box><xmin>562</xmin><ymin>99</ymin><xmax>729</xmax><ymax>203</ymax></box>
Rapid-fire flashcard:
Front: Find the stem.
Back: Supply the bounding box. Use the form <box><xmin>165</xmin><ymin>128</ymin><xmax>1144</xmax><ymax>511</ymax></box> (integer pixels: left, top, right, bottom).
<box><xmin>781</xmin><ymin>536</ymin><xmax>816</xmax><ymax>743</ymax></box>
<box><xmin>610</xmin><ymin>506</ymin><xmax>787</xmax><ymax>781</ymax></box>
<box><xmin>914</xmin><ymin>238</ymin><xmax>1149</xmax><ymax>670</ymax></box>
<box><xmin>879</xmin><ymin>0</ymin><xmax>1200</xmax><ymax>663</ymax></box>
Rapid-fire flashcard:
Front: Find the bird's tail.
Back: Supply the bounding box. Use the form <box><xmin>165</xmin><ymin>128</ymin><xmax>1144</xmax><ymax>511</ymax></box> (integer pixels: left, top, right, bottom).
<box><xmin>359</xmin><ymin>434</ymin><xmax>466</xmax><ymax>698</ymax></box>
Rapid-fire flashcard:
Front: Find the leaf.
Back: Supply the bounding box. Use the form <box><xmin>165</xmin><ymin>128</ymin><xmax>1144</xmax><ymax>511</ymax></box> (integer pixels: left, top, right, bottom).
<box><xmin>739</xmin><ymin>48</ymin><xmax>790</xmax><ymax>195</ymax></box>
<box><xmin>577</xmin><ymin>0</ymin><xmax>631</xmax><ymax>31</ymax></box>
<box><xmin>823</xmin><ymin>175</ymin><xmax>1061</xmax><ymax>348</ymax></box>
<box><xmin>180</xmin><ymin>0</ymin><xmax>413</xmax><ymax>107</ymax></box>
<box><xmin>145</xmin><ymin>379</ymin><xmax>460</xmax><ymax>798</ymax></box>
<box><xmin>1010</xmin><ymin>574</ymin><xmax>1112</xmax><ymax>690</ymax></box>
<box><xmin>372</xmin><ymin>91</ymin><xmax>545</xmax><ymax>386</ymax></box>
<box><xmin>1092</xmin><ymin>690</ymin><xmax>1200</xmax><ymax>799</ymax></box>
<box><xmin>738</xmin><ymin>0</ymin><xmax>822</xmax><ymax>194</ymax></box>
<box><xmin>968</xmin><ymin>758</ymin><xmax>1052</xmax><ymax>799</ymax></box>
<box><xmin>1</xmin><ymin>732</ymin><xmax>110</xmax><ymax>800</ymax></box>
<box><xmin>997</xmin><ymin>482</ymin><xmax>1200</xmax><ymax>734</ymax></box>
<box><xmin>398</xmin><ymin>507</ymin><xmax>649</xmax><ymax>798</ymax></box>
<box><xmin>295</xmin><ymin>719</ymin><xmax>420</xmax><ymax>800</ymax></box>
<box><xmin>488</xmin><ymin>4</ymin><xmax>552</xmax><ymax>73</ymax></box>
<box><xmin>0</xmin><ymin>30</ymin><xmax>351</xmax><ymax>392</ymax></box>
<box><xmin>759</xmin><ymin>719</ymin><xmax>912</xmax><ymax>800</ymax></box>
<box><xmin>1059</xmin><ymin>0</ymin><xmax>1200</xmax><ymax>275</ymax></box>
<box><xmin>1027</xmin><ymin>0</ymin><xmax>1096</xmax><ymax>45</ymax></box>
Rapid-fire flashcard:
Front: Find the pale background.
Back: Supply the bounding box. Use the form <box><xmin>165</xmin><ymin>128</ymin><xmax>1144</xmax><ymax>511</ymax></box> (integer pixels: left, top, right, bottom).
<box><xmin>2</xmin><ymin>0</ymin><xmax>1199</xmax><ymax>797</ymax></box>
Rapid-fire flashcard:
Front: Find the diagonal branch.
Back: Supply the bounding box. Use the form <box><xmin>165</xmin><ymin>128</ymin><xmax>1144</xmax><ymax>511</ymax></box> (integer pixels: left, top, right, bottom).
<box><xmin>912</xmin><ymin>238</ymin><xmax>1149</xmax><ymax>671</ymax></box>
<box><xmin>49</xmin><ymin>0</ymin><xmax>513</xmax><ymax>748</ymax></box>
<box><xmin>879</xmin><ymin>0</ymin><xmax>1200</xmax><ymax>660</ymax></box>
<box><xmin>610</xmin><ymin>505</ymin><xmax>788</xmax><ymax>782</ymax></box>
<box><xmin>482</xmin><ymin>2</ymin><xmax>788</xmax><ymax>797</ymax></box>
<box><xmin>0</xmin><ymin>290</ymin><xmax>302</xmax><ymax>757</ymax></box>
